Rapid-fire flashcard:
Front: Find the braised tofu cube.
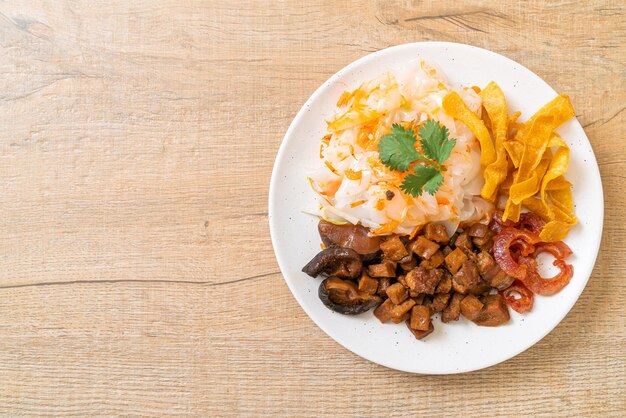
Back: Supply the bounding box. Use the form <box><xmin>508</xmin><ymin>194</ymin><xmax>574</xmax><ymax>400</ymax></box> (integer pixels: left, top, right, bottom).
<box><xmin>442</xmin><ymin>293</ymin><xmax>464</xmax><ymax>323</ymax></box>
<box><xmin>399</xmin><ymin>256</ymin><xmax>417</xmax><ymax>272</ymax></box>
<box><xmin>488</xmin><ymin>269</ymin><xmax>514</xmax><ymax>290</ymax></box>
<box><xmin>367</xmin><ymin>261</ymin><xmax>396</xmax><ymax>278</ymax></box>
<box><xmin>357</xmin><ymin>272</ymin><xmax>379</xmax><ymax>295</ymax></box>
<box><xmin>411</xmin><ymin>236</ymin><xmax>440</xmax><ymax>259</ymax></box>
<box><xmin>460</xmin><ymin>294</ymin><xmax>484</xmax><ymax>322</ymax></box>
<box><xmin>444</xmin><ymin>248</ymin><xmax>468</xmax><ymax>274</ymax></box>
<box><xmin>470</xmin><ymin>224</ymin><xmax>494</xmax><ymax>250</ymax></box>
<box><xmin>386</xmin><ymin>282</ymin><xmax>409</xmax><ymax>304</ymax></box>
<box><xmin>468</xmin><ymin>281</ymin><xmax>492</xmax><ymax>295</ymax></box>
<box><xmin>410</xmin><ymin>305</ymin><xmax>431</xmax><ymax>331</ymax></box>
<box><xmin>406</xmin><ymin>320</ymin><xmax>434</xmax><ymax>340</ymax></box>
<box><xmin>397</xmin><ymin>274</ymin><xmax>407</xmax><ymax>287</ymax></box>
<box><xmin>476</xmin><ymin>251</ymin><xmax>496</xmax><ymax>276</ymax></box>
<box><xmin>475</xmin><ymin>238</ymin><xmax>494</xmax><ymax>252</ymax></box>
<box><xmin>376</xmin><ymin>277</ymin><xmax>392</xmax><ymax>298</ymax></box>
<box><xmin>392</xmin><ymin>312</ymin><xmax>411</xmax><ymax>324</ymax></box>
<box><xmin>373</xmin><ymin>298</ymin><xmax>394</xmax><ymax>323</ymax></box>
<box><xmin>474</xmin><ymin>294</ymin><xmax>510</xmax><ymax>326</ymax></box>
<box><xmin>430</xmin><ymin>293</ymin><xmax>451</xmax><ymax>313</ymax></box>
<box><xmin>435</xmin><ymin>272</ymin><xmax>452</xmax><ymax>293</ymax></box>
<box><xmin>405</xmin><ymin>267</ymin><xmax>442</xmax><ymax>295</ymax></box>
<box><xmin>411</xmin><ymin>293</ymin><xmax>426</xmax><ymax>305</ymax></box>
<box><xmin>419</xmin><ymin>250</ymin><xmax>445</xmax><ymax>269</ymax></box>
<box><xmin>468</xmin><ymin>223</ymin><xmax>488</xmax><ymax>238</ymax></box>
<box><xmin>380</xmin><ymin>236</ymin><xmax>409</xmax><ymax>261</ymax></box>
<box><xmin>390</xmin><ymin>298</ymin><xmax>416</xmax><ymax>324</ymax></box>
<box><xmin>452</xmin><ymin>260</ymin><xmax>481</xmax><ymax>294</ymax></box>
<box><xmin>479</xmin><ymin>253</ymin><xmax>514</xmax><ymax>289</ymax></box>
<box><xmin>454</xmin><ymin>230</ymin><xmax>473</xmax><ymax>253</ymax></box>
<box><xmin>424</xmin><ymin>223</ymin><xmax>450</xmax><ymax>244</ymax></box>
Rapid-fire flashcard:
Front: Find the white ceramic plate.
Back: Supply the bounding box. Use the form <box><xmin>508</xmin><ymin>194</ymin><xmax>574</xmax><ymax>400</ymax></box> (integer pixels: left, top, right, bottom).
<box><xmin>268</xmin><ymin>42</ymin><xmax>603</xmax><ymax>374</ymax></box>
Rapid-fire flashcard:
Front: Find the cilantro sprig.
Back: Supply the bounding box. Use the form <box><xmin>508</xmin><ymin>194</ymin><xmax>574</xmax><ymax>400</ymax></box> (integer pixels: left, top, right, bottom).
<box><xmin>377</xmin><ymin>119</ymin><xmax>456</xmax><ymax>197</ymax></box>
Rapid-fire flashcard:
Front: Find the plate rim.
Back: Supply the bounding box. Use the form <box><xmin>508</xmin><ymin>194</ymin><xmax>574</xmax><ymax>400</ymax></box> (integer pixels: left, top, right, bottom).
<box><xmin>268</xmin><ymin>41</ymin><xmax>604</xmax><ymax>374</ymax></box>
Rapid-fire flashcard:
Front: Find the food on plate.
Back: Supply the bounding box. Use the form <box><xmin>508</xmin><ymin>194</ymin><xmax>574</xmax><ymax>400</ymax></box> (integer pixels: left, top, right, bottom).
<box><xmin>302</xmin><ymin>61</ymin><xmax>577</xmax><ymax>340</ymax></box>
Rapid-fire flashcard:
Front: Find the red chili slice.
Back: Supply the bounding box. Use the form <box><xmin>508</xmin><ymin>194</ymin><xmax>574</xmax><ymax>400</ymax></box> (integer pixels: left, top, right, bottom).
<box><xmin>517</xmin><ymin>256</ymin><xmax>573</xmax><ymax>296</ymax></box>
<box><xmin>501</xmin><ymin>280</ymin><xmax>534</xmax><ymax>314</ymax></box>
<box><xmin>493</xmin><ymin>227</ymin><xmax>541</xmax><ymax>279</ymax></box>
<box><xmin>518</xmin><ymin>212</ymin><xmax>546</xmax><ymax>235</ymax></box>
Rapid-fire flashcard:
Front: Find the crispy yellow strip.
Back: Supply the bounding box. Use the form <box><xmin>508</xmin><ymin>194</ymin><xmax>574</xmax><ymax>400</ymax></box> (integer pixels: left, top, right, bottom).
<box><xmin>545</xmin><ymin>175</ymin><xmax>572</xmax><ymax>191</ymax></box>
<box><xmin>503</xmin><ymin>199</ymin><xmax>521</xmax><ymax>222</ymax></box>
<box><xmin>442</xmin><ymin>91</ymin><xmax>496</xmax><ymax>168</ymax></box>
<box><xmin>540</xmin><ymin>134</ymin><xmax>570</xmax><ymax>206</ymax></box>
<box><xmin>540</xmin><ymin>221</ymin><xmax>574</xmax><ymax>242</ymax></box>
<box><xmin>549</xmin><ymin>188</ymin><xmax>577</xmax><ymax>216</ymax></box>
<box><xmin>542</xmin><ymin>194</ymin><xmax>578</xmax><ymax>241</ymax></box>
<box><xmin>504</xmin><ymin>95</ymin><xmax>575</xmax><ymax>221</ymax></box>
<box><xmin>500</xmin><ymin>172</ymin><xmax>515</xmax><ymax>191</ymax></box>
<box><xmin>503</xmin><ymin>140</ymin><xmax>524</xmax><ymax>168</ymax></box>
<box><xmin>522</xmin><ymin>187</ymin><xmax>577</xmax><ymax>242</ymax></box>
<box><xmin>510</xmin><ymin>150</ymin><xmax>552</xmax><ymax>204</ymax></box>
<box><xmin>522</xmin><ymin>196</ymin><xmax>551</xmax><ymax>220</ymax></box>
<box><xmin>479</xmin><ymin>82</ymin><xmax>508</xmax><ymax>201</ymax></box>
<box><xmin>508</xmin><ymin>111</ymin><xmax>521</xmax><ymax>126</ymax></box>
<box><xmin>507</xmin><ymin>111</ymin><xmax>523</xmax><ymax>140</ymax></box>
<box><xmin>548</xmin><ymin>132</ymin><xmax>567</xmax><ymax>148</ymax></box>
<box><xmin>514</xmin><ymin>95</ymin><xmax>574</xmax><ymax>176</ymax></box>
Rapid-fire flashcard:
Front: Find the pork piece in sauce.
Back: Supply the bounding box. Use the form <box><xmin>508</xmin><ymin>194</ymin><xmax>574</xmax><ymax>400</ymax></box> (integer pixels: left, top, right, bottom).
<box><xmin>302</xmin><ymin>220</ymin><xmax>521</xmax><ymax>340</ymax></box>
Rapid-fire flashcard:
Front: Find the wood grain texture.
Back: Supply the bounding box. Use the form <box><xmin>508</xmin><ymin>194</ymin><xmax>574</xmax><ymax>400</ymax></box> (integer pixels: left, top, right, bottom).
<box><xmin>0</xmin><ymin>1</ymin><xmax>624</xmax><ymax>416</ymax></box>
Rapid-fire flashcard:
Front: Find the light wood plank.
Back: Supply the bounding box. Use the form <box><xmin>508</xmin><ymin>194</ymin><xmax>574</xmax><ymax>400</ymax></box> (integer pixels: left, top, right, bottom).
<box><xmin>0</xmin><ymin>0</ymin><xmax>624</xmax><ymax>416</ymax></box>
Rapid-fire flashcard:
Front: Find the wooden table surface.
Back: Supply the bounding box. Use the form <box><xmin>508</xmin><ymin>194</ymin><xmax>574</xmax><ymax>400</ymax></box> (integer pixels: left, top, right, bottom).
<box><xmin>0</xmin><ymin>1</ymin><xmax>624</xmax><ymax>416</ymax></box>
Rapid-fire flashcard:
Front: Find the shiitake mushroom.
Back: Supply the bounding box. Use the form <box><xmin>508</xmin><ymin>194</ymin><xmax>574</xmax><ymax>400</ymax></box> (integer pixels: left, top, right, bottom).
<box><xmin>318</xmin><ymin>220</ymin><xmax>381</xmax><ymax>263</ymax></box>
<box><xmin>301</xmin><ymin>247</ymin><xmax>362</xmax><ymax>279</ymax></box>
<box><xmin>318</xmin><ymin>277</ymin><xmax>381</xmax><ymax>315</ymax></box>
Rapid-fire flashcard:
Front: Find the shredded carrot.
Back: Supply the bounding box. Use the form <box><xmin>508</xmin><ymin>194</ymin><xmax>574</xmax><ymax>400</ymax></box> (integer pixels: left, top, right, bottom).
<box><xmin>319</xmin><ymin>144</ymin><xmax>324</xmax><ymax>159</ymax></box>
<box><xmin>356</xmin><ymin>123</ymin><xmax>375</xmax><ymax>148</ymax></box>
<box><xmin>337</xmin><ymin>91</ymin><xmax>352</xmax><ymax>107</ymax></box>
<box><xmin>321</xmin><ymin>134</ymin><xmax>331</xmax><ymax>145</ymax></box>
<box><xmin>409</xmin><ymin>224</ymin><xmax>423</xmax><ymax>239</ymax></box>
<box><xmin>372</xmin><ymin>220</ymin><xmax>399</xmax><ymax>235</ymax></box>
<box><xmin>350</xmin><ymin>200</ymin><xmax>367</xmax><ymax>208</ymax></box>
<box><xmin>400</xmin><ymin>95</ymin><xmax>411</xmax><ymax>110</ymax></box>
<box><xmin>375</xmin><ymin>199</ymin><xmax>386</xmax><ymax>210</ymax></box>
<box><xmin>471</xmin><ymin>86</ymin><xmax>481</xmax><ymax>93</ymax></box>
<box><xmin>345</xmin><ymin>169</ymin><xmax>362</xmax><ymax>181</ymax></box>
<box><xmin>437</xmin><ymin>197</ymin><xmax>450</xmax><ymax>206</ymax></box>
<box><xmin>324</xmin><ymin>161</ymin><xmax>339</xmax><ymax>176</ymax></box>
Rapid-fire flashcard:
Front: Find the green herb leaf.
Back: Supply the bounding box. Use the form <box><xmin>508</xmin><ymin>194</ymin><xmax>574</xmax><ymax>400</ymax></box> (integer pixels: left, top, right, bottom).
<box><xmin>377</xmin><ymin>119</ymin><xmax>457</xmax><ymax>197</ymax></box>
<box><xmin>377</xmin><ymin>124</ymin><xmax>421</xmax><ymax>171</ymax></box>
<box><xmin>419</xmin><ymin>119</ymin><xmax>457</xmax><ymax>164</ymax></box>
<box><xmin>400</xmin><ymin>165</ymin><xmax>442</xmax><ymax>197</ymax></box>
<box><xmin>423</xmin><ymin>170</ymin><xmax>444</xmax><ymax>195</ymax></box>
